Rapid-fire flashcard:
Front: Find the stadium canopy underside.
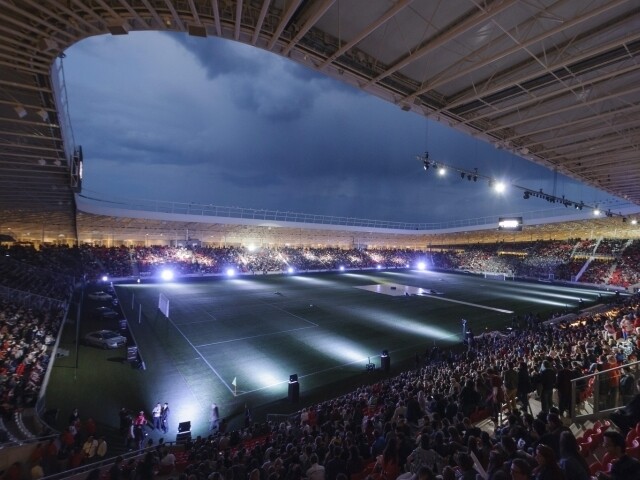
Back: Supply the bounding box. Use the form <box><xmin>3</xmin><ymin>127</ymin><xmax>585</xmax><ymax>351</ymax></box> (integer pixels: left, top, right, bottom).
<box><xmin>1</xmin><ymin>1</ymin><xmax>640</xmax><ymax>245</ymax></box>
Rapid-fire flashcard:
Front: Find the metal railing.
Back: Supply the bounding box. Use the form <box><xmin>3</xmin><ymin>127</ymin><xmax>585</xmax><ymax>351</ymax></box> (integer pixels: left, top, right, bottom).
<box><xmin>571</xmin><ymin>358</ymin><xmax>640</xmax><ymax>422</ymax></box>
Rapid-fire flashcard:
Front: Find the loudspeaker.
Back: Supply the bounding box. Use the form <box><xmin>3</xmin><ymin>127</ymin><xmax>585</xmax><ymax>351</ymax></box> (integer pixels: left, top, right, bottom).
<box><xmin>288</xmin><ymin>381</ymin><xmax>300</xmax><ymax>403</ymax></box>
<box><xmin>381</xmin><ymin>352</ymin><xmax>390</xmax><ymax>372</ymax></box>
<box><xmin>178</xmin><ymin>421</ymin><xmax>191</xmax><ymax>433</ymax></box>
<box><xmin>176</xmin><ymin>431</ymin><xmax>191</xmax><ymax>444</ymax></box>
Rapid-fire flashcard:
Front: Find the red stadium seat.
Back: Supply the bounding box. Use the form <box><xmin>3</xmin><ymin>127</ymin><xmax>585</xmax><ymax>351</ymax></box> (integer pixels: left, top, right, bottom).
<box><xmin>590</xmin><ymin>462</ymin><xmax>605</xmax><ymax>476</ymax></box>
<box><xmin>579</xmin><ymin>435</ymin><xmax>594</xmax><ymax>456</ymax></box>
<box><xmin>591</xmin><ymin>428</ymin><xmax>604</xmax><ymax>448</ymax></box>
<box><xmin>601</xmin><ymin>452</ymin><xmax>619</xmax><ymax>466</ymax></box>
<box><xmin>627</xmin><ymin>439</ymin><xmax>640</xmax><ymax>460</ymax></box>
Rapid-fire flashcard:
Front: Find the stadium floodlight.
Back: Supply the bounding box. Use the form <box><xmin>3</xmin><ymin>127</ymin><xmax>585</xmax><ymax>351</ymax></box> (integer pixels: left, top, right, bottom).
<box><xmin>632</xmin><ymin>219</ymin><xmax>638</xmax><ymax>225</ymax></box>
<box><xmin>161</xmin><ymin>269</ymin><xmax>174</xmax><ymax>281</ymax></box>
<box><xmin>226</xmin><ymin>268</ymin><xmax>235</xmax><ymax>277</ymax></box>
<box><xmin>437</xmin><ymin>165</ymin><xmax>446</xmax><ymax>176</ymax></box>
<box><xmin>376</xmin><ymin>265</ymin><xmax>382</xmax><ymax>270</ymax></box>
<box><xmin>493</xmin><ymin>181</ymin><xmax>506</xmax><ymax>194</ymax></box>
<box><xmin>247</xmin><ymin>244</ymin><xmax>257</xmax><ymax>252</ymax></box>
<box><xmin>287</xmin><ymin>267</ymin><xmax>294</xmax><ymax>274</ymax></box>
<box><xmin>339</xmin><ymin>266</ymin><xmax>345</xmax><ymax>271</ymax></box>
<box><xmin>417</xmin><ymin>262</ymin><xmax>426</xmax><ymax>271</ymax></box>
<box><xmin>593</xmin><ymin>207</ymin><xmax>601</xmax><ymax>216</ymax></box>
<box><xmin>101</xmin><ymin>275</ymin><xmax>109</xmax><ymax>282</ymax></box>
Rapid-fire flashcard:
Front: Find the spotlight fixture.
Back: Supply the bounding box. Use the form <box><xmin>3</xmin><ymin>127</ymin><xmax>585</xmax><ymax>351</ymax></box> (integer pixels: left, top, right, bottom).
<box><xmin>414</xmin><ymin>153</ymin><xmax>629</xmax><ymax>222</ymax></box>
<box><xmin>36</xmin><ymin>109</ymin><xmax>48</xmax><ymax>122</ymax></box>
<box><xmin>14</xmin><ymin>105</ymin><xmax>27</xmax><ymax>118</ymax></box>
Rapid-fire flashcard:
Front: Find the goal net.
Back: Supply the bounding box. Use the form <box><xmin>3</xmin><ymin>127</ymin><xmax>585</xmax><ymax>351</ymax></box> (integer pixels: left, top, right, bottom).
<box><xmin>483</xmin><ymin>272</ymin><xmax>508</xmax><ymax>281</ymax></box>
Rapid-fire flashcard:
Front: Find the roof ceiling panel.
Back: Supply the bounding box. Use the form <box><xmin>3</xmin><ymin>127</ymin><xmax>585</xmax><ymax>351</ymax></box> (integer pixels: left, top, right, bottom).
<box><xmin>0</xmin><ymin>0</ymin><xmax>639</xmax><ymax>245</ymax></box>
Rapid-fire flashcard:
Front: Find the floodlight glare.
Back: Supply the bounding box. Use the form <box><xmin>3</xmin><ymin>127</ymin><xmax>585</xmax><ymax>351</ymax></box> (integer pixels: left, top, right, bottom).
<box><xmin>494</xmin><ymin>181</ymin><xmax>506</xmax><ymax>193</ymax></box>
<box><xmin>417</xmin><ymin>262</ymin><xmax>426</xmax><ymax>271</ymax></box>
<box><xmin>376</xmin><ymin>265</ymin><xmax>382</xmax><ymax>270</ymax></box>
<box><xmin>287</xmin><ymin>267</ymin><xmax>294</xmax><ymax>274</ymax></box>
<box><xmin>632</xmin><ymin>219</ymin><xmax>638</xmax><ymax>225</ymax></box>
<box><xmin>339</xmin><ymin>266</ymin><xmax>345</xmax><ymax>271</ymax></box>
<box><xmin>226</xmin><ymin>268</ymin><xmax>235</xmax><ymax>277</ymax></box>
<box><xmin>101</xmin><ymin>275</ymin><xmax>108</xmax><ymax>282</ymax></box>
<box><xmin>437</xmin><ymin>166</ymin><xmax>446</xmax><ymax>176</ymax></box>
<box><xmin>160</xmin><ymin>269</ymin><xmax>174</xmax><ymax>281</ymax></box>
<box><xmin>247</xmin><ymin>244</ymin><xmax>256</xmax><ymax>252</ymax></box>
<box><xmin>593</xmin><ymin>208</ymin><xmax>601</xmax><ymax>216</ymax></box>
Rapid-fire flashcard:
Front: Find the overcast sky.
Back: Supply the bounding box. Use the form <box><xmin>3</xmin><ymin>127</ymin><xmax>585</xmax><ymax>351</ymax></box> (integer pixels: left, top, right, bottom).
<box><xmin>62</xmin><ymin>31</ymin><xmax>624</xmax><ymax>224</ymax></box>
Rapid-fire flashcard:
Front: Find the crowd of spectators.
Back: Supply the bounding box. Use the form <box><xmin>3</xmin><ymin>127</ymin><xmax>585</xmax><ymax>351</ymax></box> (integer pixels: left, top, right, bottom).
<box><xmin>0</xmin><ymin>245</ymin><xmax>79</xmax><ymax>302</ymax></box>
<box><xmin>3</xmin><ymin>240</ymin><xmax>640</xmax><ymax>479</ymax></box>
<box><xmin>0</xmin><ymin>300</ymin><xmax>63</xmax><ymax>415</ymax></box>
<box><xmin>75</xmin><ymin>238</ymin><xmax>640</xmax><ymax>289</ymax></box>
<box><xmin>82</xmin><ymin>293</ymin><xmax>640</xmax><ymax>480</ymax></box>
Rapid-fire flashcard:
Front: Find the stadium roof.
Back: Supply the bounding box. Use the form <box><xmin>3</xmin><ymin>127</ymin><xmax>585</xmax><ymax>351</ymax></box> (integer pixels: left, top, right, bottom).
<box><xmin>1</xmin><ymin>0</ymin><xmax>639</xmax><ymax>244</ymax></box>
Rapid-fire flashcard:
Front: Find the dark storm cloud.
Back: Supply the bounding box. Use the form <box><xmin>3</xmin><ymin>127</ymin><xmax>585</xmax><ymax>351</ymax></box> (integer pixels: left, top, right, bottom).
<box><xmin>172</xmin><ymin>32</ymin><xmax>354</xmax><ymax>122</ymax></box>
<box><xmin>172</xmin><ymin>33</ymin><xmax>262</xmax><ymax>78</ymax></box>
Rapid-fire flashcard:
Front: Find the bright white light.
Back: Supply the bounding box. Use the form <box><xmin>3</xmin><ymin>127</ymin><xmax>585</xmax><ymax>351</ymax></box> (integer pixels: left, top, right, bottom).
<box><xmin>339</xmin><ymin>266</ymin><xmax>345</xmax><ymax>271</ymax></box>
<box><xmin>499</xmin><ymin>219</ymin><xmax>520</xmax><ymax>229</ymax></box>
<box><xmin>437</xmin><ymin>167</ymin><xmax>446</xmax><ymax>176</ymax></box>
<box><xmin>247</xmin><ymin>244</ymin><xmax>256</xmax><ymax>252</ymax></box>
<box><xmin>417</xmin><ymin>262</ymin><xmax>426</xmax><ymax>271</ymax></box>
<box><xmin>376</xmin><ymin>265</ymin><xmax>382</xmax><ymax>270</ymax></box>
<box><xmin>226</xmin><ymin>268</ymin><xmax>235</xmax><ymax>277</ymax></box>
<box><xmin>160</xmin><ymin>269</ymin><xmax>174</xmax><ymax>281</ymax></box>
<box><xmin>494</xmin><ymin>181</ymin><xmax>506</xmax><ymax>193</ymax></box>
<box><xmin>101</xmin><ymin>275</ymin><xmax>108</xmax><ymax>282</ymax></box>
<box><xmin>593</xmin><ymin>208</ymin><xmax>601</xmax><ymax>216</ymax></box>
<box><xmin>632</xmin><ymin>219</ymin><xmax>638</xmax><ymax>225</ymax></box>
<box><xmin>287</xmin><ymin>267</ymin><xmax>294</xmax><ymax>274</ymax></box>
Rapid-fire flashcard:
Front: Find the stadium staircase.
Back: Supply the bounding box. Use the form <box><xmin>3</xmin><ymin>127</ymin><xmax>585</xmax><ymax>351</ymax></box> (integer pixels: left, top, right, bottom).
<box><xmin>570</xmin><ymin>240</ymin><xmax>582</xmax><ymax>257</ymax></box>
<box><xmin>130</xmin><ymin>250</ymin><xmax>140</xmax><ymax>277</ymax></box>
<box><xmin>574</xmin><ymin>257</ymin><xmax>593</xmax><ymax>282</ymax></box>
<box><xmin>604</xmin><ymin>262</ymin><xmax>618</xmax><ymax>285</ymax></box>
<box><xmin>593</xmin><ymin>238</ymin><xmax>602</xmax><ymax>255</ymax></box>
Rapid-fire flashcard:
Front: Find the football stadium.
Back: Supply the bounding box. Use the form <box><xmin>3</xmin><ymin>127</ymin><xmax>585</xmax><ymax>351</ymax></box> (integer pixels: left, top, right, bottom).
<box><xmin>1</xmin><ymin>2</ymin><xmax>640</xmax><ymax>480</ymax></box>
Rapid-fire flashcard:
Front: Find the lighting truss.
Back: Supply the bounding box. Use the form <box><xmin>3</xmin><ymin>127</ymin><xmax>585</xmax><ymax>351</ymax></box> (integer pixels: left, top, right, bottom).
<box><xmin>415</xmin><ymin>152</ymin><xmax>636</xmax><ymax>223</ymax></box>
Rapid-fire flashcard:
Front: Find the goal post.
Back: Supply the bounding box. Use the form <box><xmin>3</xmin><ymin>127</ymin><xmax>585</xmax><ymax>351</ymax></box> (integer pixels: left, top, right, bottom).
<box><xmin>158</xmin><ymin>292</ymin><xmax>170</xmax><ymax>318</ymax></box>
<box><xmin>483</xmin><ymin>272</ymin><xmax>508</xmax><ymax>281</ymax></box>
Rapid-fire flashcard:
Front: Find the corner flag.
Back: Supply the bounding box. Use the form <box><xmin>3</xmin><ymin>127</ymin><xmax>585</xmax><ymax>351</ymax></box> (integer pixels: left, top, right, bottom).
<box><xmin>232</xmin><ymin>377</ymin><xmax>237</xmax><ymax>387</ymax></box>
